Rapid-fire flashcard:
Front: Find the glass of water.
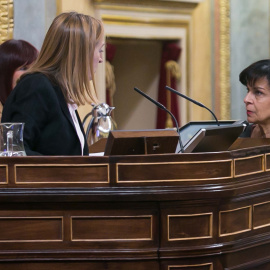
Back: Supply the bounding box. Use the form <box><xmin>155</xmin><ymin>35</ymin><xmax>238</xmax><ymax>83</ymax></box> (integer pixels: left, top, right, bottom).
<box><xmin>0</xmin><ymin>123</ymin><xmax>26</xmax><ymax>156</ymax></box>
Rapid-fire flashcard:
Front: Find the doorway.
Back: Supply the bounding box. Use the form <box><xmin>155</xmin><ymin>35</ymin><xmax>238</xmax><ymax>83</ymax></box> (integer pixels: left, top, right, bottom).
<box><xmin>108</xmin><ymin>38</ymin><xmax>182</xmax><ymax>130</ymax></box>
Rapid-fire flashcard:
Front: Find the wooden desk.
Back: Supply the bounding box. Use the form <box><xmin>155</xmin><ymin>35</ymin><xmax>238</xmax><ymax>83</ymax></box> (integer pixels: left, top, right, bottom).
<box><xmin>1</xmin><ymin>145</ymin><xmax>270</xmax><ymax>269</ymax></box>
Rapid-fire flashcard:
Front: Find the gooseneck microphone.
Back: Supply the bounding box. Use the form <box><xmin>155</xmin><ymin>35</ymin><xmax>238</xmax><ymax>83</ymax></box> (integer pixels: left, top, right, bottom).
<box><xmin>165</xmin><ymin>86</ymin><xmax>220</xmax><ymax>126</ymax></box>
<box><xmin>134</xmin><ymin>87</ymin><xmax>184</xmax><ymax>153</ymax></box>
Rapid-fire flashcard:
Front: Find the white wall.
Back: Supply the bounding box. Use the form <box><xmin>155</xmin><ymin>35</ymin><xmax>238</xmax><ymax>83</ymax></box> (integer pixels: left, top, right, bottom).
<box><xmin>13</xmin><ymin>0</ymin><xmax>56</xmax><ymax>50</ymax></box>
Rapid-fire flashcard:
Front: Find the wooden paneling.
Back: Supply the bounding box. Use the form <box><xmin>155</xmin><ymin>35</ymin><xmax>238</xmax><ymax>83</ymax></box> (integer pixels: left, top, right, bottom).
<box><xmin>71</xmin><ymin>215</ymin><xmax>152</xmax><ymax>241</ymax></box>
<box><xmin>14</xmin><ymin>164</ymin><xmax>109</xmax><ymax>184</ymax></box>
<box><xmin>253</xmin><ymin>201</ymin><xmax>270</xmax><ymax>229</ymax></box>
<box><xmin>0</xmin><ymin>217</ymin><xmax>63</xmax><ymax>242</ymax></box>
<box><xmin>234</xmin><ymin>155</ymin><xmax>264</xmax><ymax>177</ymax></box>
<box><xmin>0</xmin><ymin>261</ymin><xmax>159</xmax><ymax>270</ymax></box>
<box><xmin>168</xmin><ymin>213</ymin><xmax>213</xmax><ymax>241</ymax></box>
<box><xmin>265</xmin><ymin>153</ymin><xmax>270</xmax><ymax>170</ymax></box>
<box><xmin>168</xmin><ymin>263</ymin><xmax>213</xmax><ymax>270</ymax></box>
<box><xmin>219</xmin><ymin>206</ymin><xmax>251</xmax><ymax>236</ymax></box>
<box><xmin>116</xmin><ymin>160</ymin><xmax>232</xmax><ymax>183</ymax></box>
<box><xmin>0</xmin><ymin>147</ymin><xmax>270</xmax><ymax>269</ymax></box>
<box><xmin>0</xmin><ymin>165</ymin><xmax>8</xmax><ymax>184</ymax></box>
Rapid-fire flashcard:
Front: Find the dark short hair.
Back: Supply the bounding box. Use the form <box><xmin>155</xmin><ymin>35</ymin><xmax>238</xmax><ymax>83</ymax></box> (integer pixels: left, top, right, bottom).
<box><xmin>239</xmin><ymin>59</ymin><xmax>270</xmax><ymax>87</ymax></box>
<box><xmin>0</xmin><ymin>39</ymin><xmax>38</xmax><ymax>105</ymax></box>
<box><xmin>239</xmin><ymin>59</ymin><xmax>270</xmax><ymax>86</ymax></box>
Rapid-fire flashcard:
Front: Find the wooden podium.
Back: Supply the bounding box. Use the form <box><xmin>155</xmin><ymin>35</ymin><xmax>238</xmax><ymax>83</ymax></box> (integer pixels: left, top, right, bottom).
<box><xmin>104</xmin><ymin>129</ymin><xmax>179</xmax><ymax>155</ymax></box>
<box><xmin>1</xmin><ymin>139</ymin><xmax>270</xmax><ymax>269</ymax></box>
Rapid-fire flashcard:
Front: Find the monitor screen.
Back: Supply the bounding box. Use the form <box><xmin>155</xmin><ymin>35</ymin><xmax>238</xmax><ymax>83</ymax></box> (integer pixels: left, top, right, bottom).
<box><xmin>183</xmin><ymin>123</ymin><xmax>247</xmax><ymax>153</ymax></box>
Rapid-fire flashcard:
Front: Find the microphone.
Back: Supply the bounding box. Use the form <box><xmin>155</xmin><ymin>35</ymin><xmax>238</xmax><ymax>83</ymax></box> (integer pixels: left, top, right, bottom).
<box><xmin>165</xmin><ymin>86</ymin><xmax>220</xmax><ymax>126</ymax></box>
<box><xmin>134</xmin><ymin>87</ymin><xmax>184</xmax><ymax>153</ymax></box>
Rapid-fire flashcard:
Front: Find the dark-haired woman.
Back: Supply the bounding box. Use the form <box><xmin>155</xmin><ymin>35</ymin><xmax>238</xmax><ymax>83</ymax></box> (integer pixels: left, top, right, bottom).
<box><xmin>240</xmin><ymin>59</ymin><xmax>270</xmax><ymax>138</ymax></box>
<box><xmin>0</xmin><ymin>39</ymin><xmax>38</xmax><ymax>118</ymax></box>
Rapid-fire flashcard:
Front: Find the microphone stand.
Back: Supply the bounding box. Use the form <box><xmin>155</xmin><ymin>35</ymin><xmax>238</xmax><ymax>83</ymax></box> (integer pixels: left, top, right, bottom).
<box><xmin>165</xmin><ymin>86</ymin><xmax>220</xmax><ymax>126</ymax></box>
<box><xmin>134</xmin><ymin>87</ymin><xmax>184</xmax><ymax>153</ymax></box>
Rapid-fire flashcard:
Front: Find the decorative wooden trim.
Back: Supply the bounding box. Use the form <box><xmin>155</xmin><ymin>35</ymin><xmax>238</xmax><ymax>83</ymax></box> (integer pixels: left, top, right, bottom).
<box><xmin>219</xmin><ymin>206</ymin><xmax>252</xmax><ymax>237</ymax></box>
<box><xmin>168</xmin><ymin>263</ymin><xmax>213</xmax><ymax>270</ymax></box>
<box><xmin>253</xmin><ymin>201</ymin><xmax>270</xmax><ymax>230</ymax></box>
<box><xmin>233</xmin><ymin>154</ymin><xmax>264</xmax><ymax>178</ymax></box>
<box><xmin>0</xmin><ymin>164</ymin><xmax>8</xmax><ymax>184</ymax></box>
<box><xmin>214</xmin><ymin>0</ymin><xmax>230</xmax><ymax>119</ymax></box>
<box><xmin>116</xmin><ymin>159</ymin><xmax>233</xmax><ymax>183</ymax></box>
<box><xmin>0</xmin><ymin>216</ymin><xmax>63</xmax><ymax>242</ymax></box>
<box><xmin>264</xmin><ymin>153</ymin><xmax>270</xmax><ymax>171</ymax></box>
<box><xmin>102</xmin><ymin>15</ymin><xmax>190</xmax><ymax>28</ymax></box>
<box><xmin>14</xmin><ymin>163</ymin><xmax>110</xmax><ymax>184</ymax></box>
<box><xmin>0</xmin><ymin>0</ymin><xmax>13</xmax><ymax>44</ymax></box>
<box><xmin>94</xmin><ymin>0</ymin><xmax>199</xmax><ymax>11</ymax></box>
<box><xmin>95</xmin><ymin>4</ymin><xmax>194</xmax><ymax>14</ymax></box>
<box><xmin>71</xmin><ymin>215</ymin><xmax>153</xmax><ymax>241</ymax></box>
<box><xmin>167</xmin><ymin>213</ymin><xmax>213</xmax><ymax>241</ymax></box>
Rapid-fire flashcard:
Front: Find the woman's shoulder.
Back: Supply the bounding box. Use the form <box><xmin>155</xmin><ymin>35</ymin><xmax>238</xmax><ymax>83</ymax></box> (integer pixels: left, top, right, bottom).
<box><xmin>16</xmin><ymin>72</ymin><xmax>59</xmax><ymax>93</ymax></box>
<box><xmin>9</xmin><ymin>72</ymin><xmax>61</xmax><ymax>104</ymax></box>
<box><xmin>19</xmin><ymin>72</ymin><xmax>53</xmax><ymax>85</ymax></box>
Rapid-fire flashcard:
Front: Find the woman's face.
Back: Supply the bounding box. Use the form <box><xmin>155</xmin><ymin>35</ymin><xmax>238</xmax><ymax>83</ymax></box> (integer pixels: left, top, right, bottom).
<box><xmin>90</xmin><ymin>39</ymin><xmax>105</xmax><ymax>79</ymax></box>
<box><xmin>12</xmin><ymin>66</ymin><xmax>28</xmax><ymax>89</ymax></box>
<box><xmin>244</xmin><ymin>76</ymin><xmax>270</xmax><ymax>126</ymax></box>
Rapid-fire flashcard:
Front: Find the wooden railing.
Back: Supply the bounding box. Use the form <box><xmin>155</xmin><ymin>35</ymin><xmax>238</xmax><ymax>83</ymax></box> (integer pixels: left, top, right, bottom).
<box><xmin>1</xmin><ymin>144</ymin><xmax>270</xmax><ymax>269</ymax></box>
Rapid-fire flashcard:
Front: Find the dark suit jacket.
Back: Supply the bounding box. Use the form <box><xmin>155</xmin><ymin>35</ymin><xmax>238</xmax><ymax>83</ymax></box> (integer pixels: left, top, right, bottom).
<box><xmin>1</xmin><ymin>73</ymin><xmax>89</xmax><ymax>156</ymax></box>
<box><xmin>239</xmin><ymin>123</ymin><xmax>253</xmax><ymax>138</ymax></box>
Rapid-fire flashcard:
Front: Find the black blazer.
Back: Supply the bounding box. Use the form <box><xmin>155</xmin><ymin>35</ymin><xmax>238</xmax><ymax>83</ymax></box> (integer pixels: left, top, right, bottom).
<box><xmin>239</xmin><ymin>123</ymin><xmax>253</xmax><ymax>138</ymax></box>
<box><xmin>1</xmin><ymin>73</ymin><xmax>89</xmax><ymax>156</ymax></box>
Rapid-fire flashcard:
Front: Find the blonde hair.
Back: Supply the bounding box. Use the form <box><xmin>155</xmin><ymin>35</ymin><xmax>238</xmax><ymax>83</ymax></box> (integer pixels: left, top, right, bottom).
<box><xmin>25</xmin><ymin>12</ymin><xmax>104</xmax><ymax>105</ymax></box>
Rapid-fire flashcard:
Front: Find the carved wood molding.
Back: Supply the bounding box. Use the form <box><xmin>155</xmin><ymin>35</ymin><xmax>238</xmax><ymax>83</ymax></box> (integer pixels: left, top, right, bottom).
<box><xmin>219</xmin><ymin>0</ymin><xmax>230</xmax><ymax>120</ymax></box>
<box><xmin>93</xmin><ymin>0</ymin><xmax>200</xmax><ymax>11</ymax></box>
<box><xmin>0</xmin><ymin>0</ymin><xmax>13</xmax><ymax>44</ymax></box>
<box><xmin>214</xmin><ymin>0</ymin><xmax>230</xmax><ymax>120</ymax></box>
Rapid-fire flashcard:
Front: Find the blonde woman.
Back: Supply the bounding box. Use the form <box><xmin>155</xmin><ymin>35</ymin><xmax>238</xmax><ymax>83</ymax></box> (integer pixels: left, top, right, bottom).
<box><xmin>2</xmin><ymin>12</ymin><xmax>105</xmax><ymax>156</ymax></box>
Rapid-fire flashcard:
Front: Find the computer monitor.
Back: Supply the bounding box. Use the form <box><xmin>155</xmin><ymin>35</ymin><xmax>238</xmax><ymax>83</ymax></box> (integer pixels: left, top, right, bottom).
<box><xmin>179</xmin><ymin>120</ymin><xmax>243</xmax><ymax>146</ymax></box>
<box><xmin>183</xmin><ymin>123</ymin><xmax>247</xmax><ymax>153</ymax></box>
